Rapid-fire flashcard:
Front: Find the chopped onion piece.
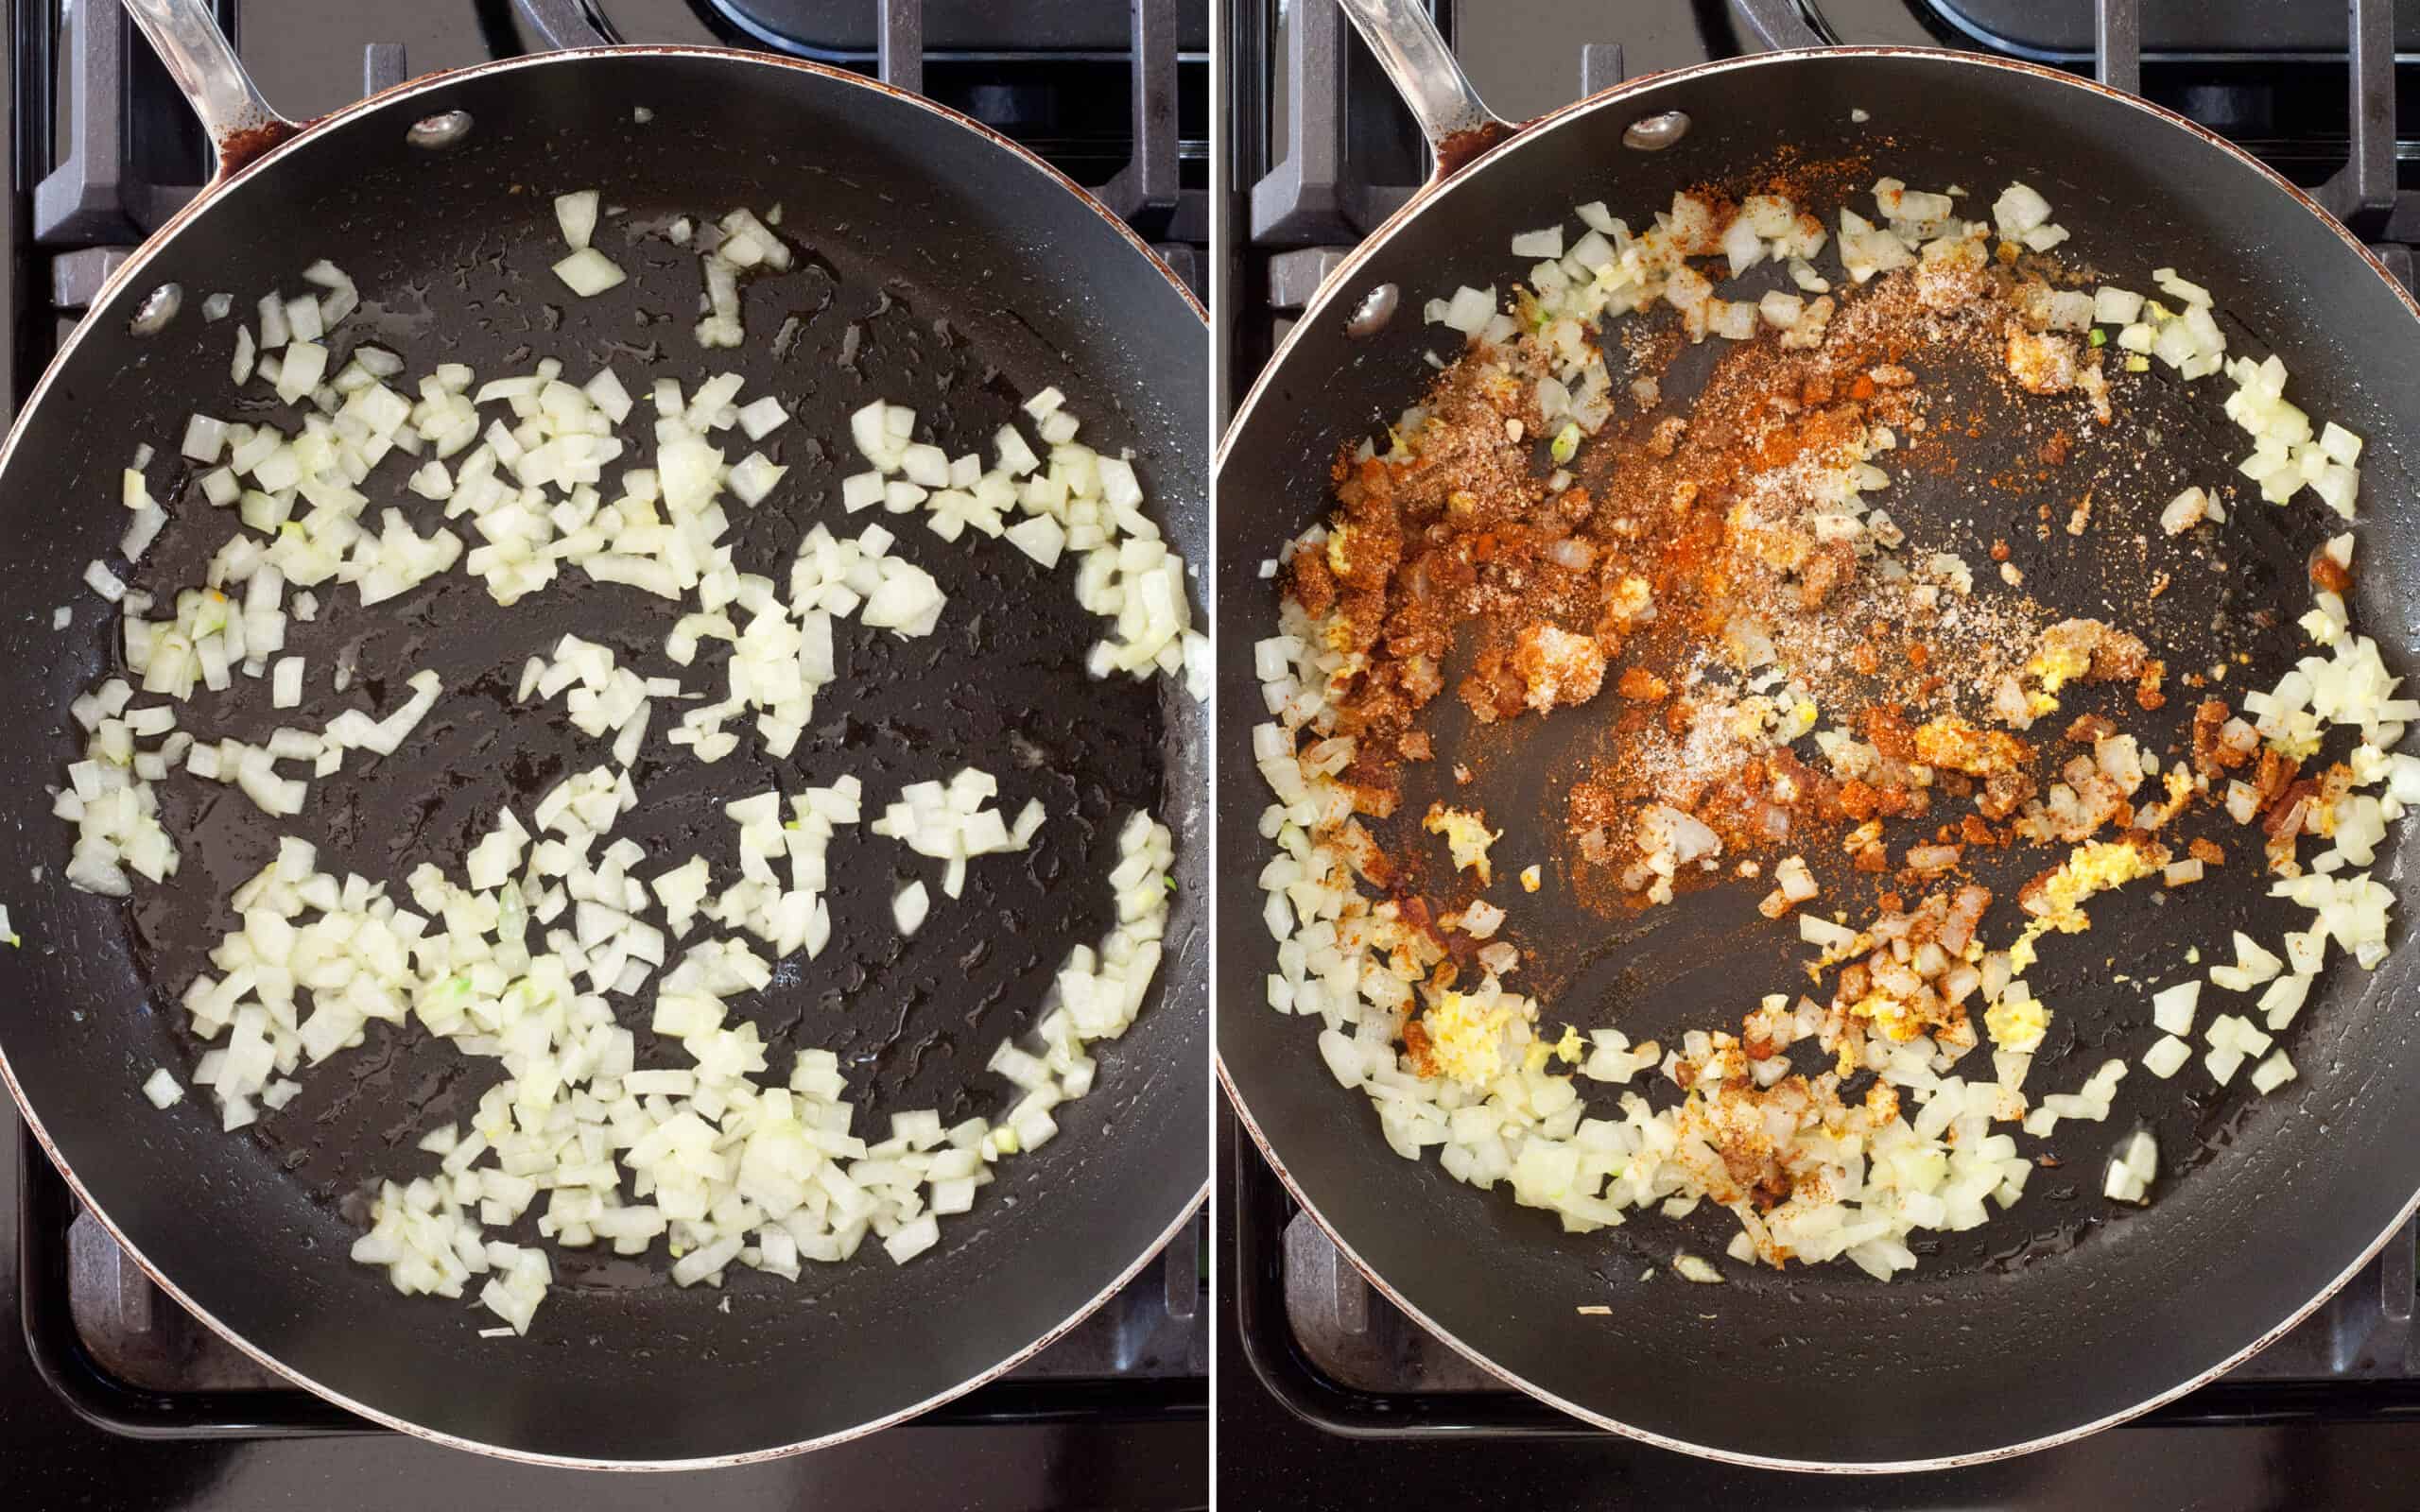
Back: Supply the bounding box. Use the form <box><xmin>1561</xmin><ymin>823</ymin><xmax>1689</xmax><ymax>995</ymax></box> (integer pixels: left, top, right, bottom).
<box><xmin>552</xmin><ymin>248</ymin><xmax>627</xmax><ymax>298</ymax></box>
<box><xmin>142</xmin><ymin>1068</ymin><xmax>184</xmax><ymax>1108</ymax></box>
<box><xmin>2249</xmin><ymin>1050</ymin><xmax>2297</xmax><ymax>1094</ymax></box>
<box><xmin>1510</xmin><ymin>226</ymin><xmax>1564</xmax><ymax>259</ymax></box>
<box><xmin>275</xmin><ymin>340</ymin><xmax>327</xmax><ymax>404</ymax></box>
<box><xmin>1005</xmin><ymin>515</ymin><xmax>1066</xmax><ymax>569</ymax></box>
<box><xmin>2151</xmin><ymin>980</ymin><xmax>2199</xmax><ymax>1036</ymax></box>
<box><xmin>120</xmin><ymin>503</ymin><xmax>166</xmax><ymax>563</ymax></box>
<box><xmin>256</xmin><ymin>293</ymin><xmax>288</xmax><ymax>349</ymax></box>
<box><xmin>893</xmin><ymin>880</ymin><xmax>930</xmax><ymax>936</ymax></box>
<box><xmin>553</xmin><ymin>189</ymin><xmax>601</xmax><ymax>250</ymax></box>
<box><xmin>1436</xmin><ymin>285</ymin><xmax>1496</xmax><ymax>335</ymax></box>
<box><xmin>735</xmin><ymin>395</ymin><xmax>788</xmax><ymax>439</ymax></box>
<box><xmin>725</xmin><ymin>451</ymin><xmax>786</xmax><ymax>505</ymax></box>
<box><xmin>2141</xmin><ymin>1035</ymin><xmax>2191</xmax><ymax>1079</ymax></box>
<box><xmin>182</xmin><ymin>413</ymin><xmax>229</xmax><ymax>463</ymax></box>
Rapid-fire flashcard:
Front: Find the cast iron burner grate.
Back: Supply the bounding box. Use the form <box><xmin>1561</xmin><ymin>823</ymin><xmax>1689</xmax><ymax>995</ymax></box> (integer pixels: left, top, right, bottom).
<box><xmin>700</xmin><ymin>0</ymin><xmax>1210</xmax><ymax>59</ymax></box>
<box><xmin>1909</xmin><ymin>0</ymin><xmax>2420</xmax><ymax>61</ymax></box>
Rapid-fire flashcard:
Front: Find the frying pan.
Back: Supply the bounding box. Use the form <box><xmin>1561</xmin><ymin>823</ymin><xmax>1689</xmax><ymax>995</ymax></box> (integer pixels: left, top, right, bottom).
<box><xmin>1216</xmin><ymin>0</ymin><xmax>2420</xmax><ymax>1470</ymax></box>
<box><xmin>0</xmin><ymin>0</ymin><xmax>1206</xmax><ymax>1469</ymax></box>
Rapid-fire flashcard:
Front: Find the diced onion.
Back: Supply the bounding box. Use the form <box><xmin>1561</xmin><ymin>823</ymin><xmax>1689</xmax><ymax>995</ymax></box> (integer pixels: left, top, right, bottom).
<box><xmin>553</xmin><ymin>189</ymin><xmax>600</xmax><ymax>251</ymax></box>
<box><xmin>892</xmin><ymin>881</ymin><xmax>930</xmax><ymax>936</ymax></box>
<box><xmin>552</xmin><ymin>248</ymin><xmax>627</xmax><ymax>298</ymax></box>
<box><xmin>142</xmin><ymin>1068</ymin><xmax>184</xmax><ymax>1108</ymax></box>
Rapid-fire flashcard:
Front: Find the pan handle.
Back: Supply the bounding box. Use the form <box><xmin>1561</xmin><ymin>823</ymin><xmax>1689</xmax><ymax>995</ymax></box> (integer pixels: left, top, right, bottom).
<box><xmin>510</xmin><ymin>0</ymin><xmax>619</xmax><ymax>53</ymax></box>
<box><xmin>1333</xmin><ymin>0</ymin><xmax>1516</xmax><ymax>180</ymax></box>
<box><xmin>121</xmin><ymin>0</ymin><xmax>302</xmax><ymax>178</ymax></box>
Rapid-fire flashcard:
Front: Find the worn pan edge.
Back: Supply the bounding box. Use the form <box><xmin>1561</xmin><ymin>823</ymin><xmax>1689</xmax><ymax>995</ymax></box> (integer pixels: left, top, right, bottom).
<box><xmin>0</xmin><ymin>43</ymin><xmax>1208</xmax><ymax>1470</ymax></box>
<box><xmin>1213</xmin><ymin>43</ymin><xmax>2420</xmax><ymax>1472</ymax></box>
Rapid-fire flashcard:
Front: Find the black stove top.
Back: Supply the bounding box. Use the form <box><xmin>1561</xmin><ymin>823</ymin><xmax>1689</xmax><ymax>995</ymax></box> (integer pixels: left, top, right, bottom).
<box><xmin>2</xmin><ymin>3</ymin><xmax>1206</xmax><ymax>1503</ymax></box>
<box><xmin>1217</xmin><ymin>2</ymin><xmax>2420</xmax><ymax>1503</ymax></box>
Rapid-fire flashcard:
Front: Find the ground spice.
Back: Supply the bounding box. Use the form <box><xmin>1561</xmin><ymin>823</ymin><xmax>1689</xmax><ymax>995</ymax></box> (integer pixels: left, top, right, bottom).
<box><xmin>1275</xmin><ymin>173</ymin><xmax>2310</xmax><ymax>1011</ymax></box>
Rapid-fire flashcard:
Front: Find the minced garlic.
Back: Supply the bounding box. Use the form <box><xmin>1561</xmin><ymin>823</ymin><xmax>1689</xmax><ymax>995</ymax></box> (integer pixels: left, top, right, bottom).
<box><xmin>1425</xmin><ymin>803</ymin><xmax>1501</xmax><ymax>884</ymax></box>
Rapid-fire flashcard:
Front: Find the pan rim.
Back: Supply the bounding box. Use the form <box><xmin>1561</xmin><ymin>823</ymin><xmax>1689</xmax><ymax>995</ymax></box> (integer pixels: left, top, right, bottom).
<box><xmin>1213</xmin><ymin>42</ymin><xmax>2420</xmax><ymax>1472</ymax></box>
<box><xmin>0</xmin><ymin>42</ymin><xmax>1208</xmax><ymax>1469</ymax></box>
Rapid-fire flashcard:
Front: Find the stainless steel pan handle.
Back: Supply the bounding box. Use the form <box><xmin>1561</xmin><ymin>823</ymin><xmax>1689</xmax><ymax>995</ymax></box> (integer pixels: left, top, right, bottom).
<box><xmin>510</xmin><ymin>0</ymin><xmax>620</xmax><ymax>53</ymax></box>
<box><xmin>121</xmin><ymin>0</ymin><xmax>301</xmax><ymax>177</ymax></box>
<box><xmin>1333</xmin><ymin>0</ymin><xmax>1516</xmax><ymax>180</ymax></box>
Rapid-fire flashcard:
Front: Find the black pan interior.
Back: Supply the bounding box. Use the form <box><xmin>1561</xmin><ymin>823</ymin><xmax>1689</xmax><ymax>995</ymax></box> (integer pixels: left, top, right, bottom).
<box><xmin>1217</xmin><ymin>51</ymin><xmax>2420</xmax><ymax>1467</ymax></box>
<box><xmin>0</xmin><ymin>50</ymin><xmax>1205</xmax><ymax>1463</ymax></box>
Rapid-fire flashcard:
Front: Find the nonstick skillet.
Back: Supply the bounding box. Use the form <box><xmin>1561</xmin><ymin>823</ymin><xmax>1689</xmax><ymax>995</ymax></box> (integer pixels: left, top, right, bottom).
<box><xmin>1218</xmin><ymin>1</ymin><xmax>2420</xmax><ymax>1470</ymax></box>
<box><xmin>0</xmin><ymin>0</ymin><xmax>1207</xmax><ymax>1469</ymax></box>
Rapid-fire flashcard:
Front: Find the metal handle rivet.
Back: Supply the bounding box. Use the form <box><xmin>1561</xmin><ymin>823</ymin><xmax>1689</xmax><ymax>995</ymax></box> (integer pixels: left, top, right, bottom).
<box><xmin>406</xmin><ymin>111</ymin><xmax>474</xmax><ymax>149</ymax></box>
<box><xmin>128</xmin><ymin>283</ymin><xmax>182</xmax><ymax>336</ymax></box>
<box><xmin>1345</xmin><ymin>284</ymin><xmax>1400</xmax><ymax>338</ymax></box>
<box><xmin>1622</xmin><ymin>111</ymin><xmax>1691</xmax><ymax>151</ymax></box>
